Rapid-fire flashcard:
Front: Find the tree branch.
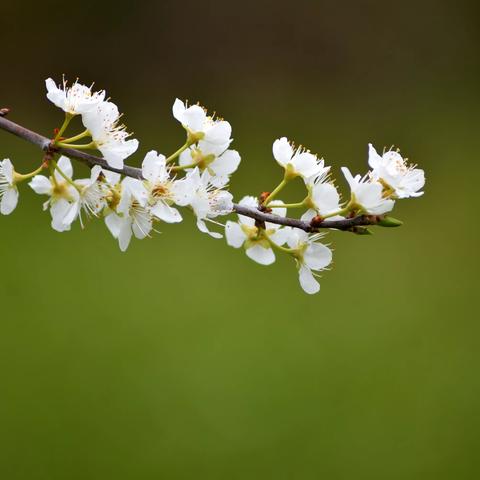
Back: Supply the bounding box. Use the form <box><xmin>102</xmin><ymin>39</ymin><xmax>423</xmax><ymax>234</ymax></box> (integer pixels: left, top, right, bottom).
<box><xmin>0</xmin><ymin>113</ymin><xmax>379</xmax><ymax>233</ymax></box>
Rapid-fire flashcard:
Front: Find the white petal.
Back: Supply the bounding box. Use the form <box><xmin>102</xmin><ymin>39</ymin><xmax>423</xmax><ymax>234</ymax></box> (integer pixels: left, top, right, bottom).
<box><xmin>399</xmin><ymin>169</ymin><xmax>425</xmax><ymax>198</ymax></box>
<box><xmin>311</xmin><ymin>183</ymin><xmax>341</xmax><ymax>216</ymax></box>
<box><xmin>209</xmin><ymin>149</ymin><xmax>241</xmax><ymax>176</ymax></box>
<box><xmin>197</xmin><ymin>219</ymin><xmax>222</xmax><ymax>238</ymax></box>
<box><xmin>142</xmin><ymin>150</ymin><xmax>163</xmax><ymax>182</ymax></box>
<box><xmin>237</xmin><ymin>195</ymin><xmax>257</xmax><ymax>226</ymax></box>
<box><xmin>246</xmin><ymin>244</ymin><xmax>275</xmax><ymax>265</ymax></box>
<box><xmin>299</xmin><ymin>265</ymin><xmax>320</xmax><ymax>294</ymax></box>
<box><xmin>268</xmin><ymin>227</ymin><xmax>291</xmax><ymax>246</ymax></box>
<box><xmin>118</xmin><ymin>220</ymin><xmax>133</xmax><ymax>251</ymax></box>
<box><xmin>132</xmin><ymin>214</ymin><xmax>152</xmax><ymax>239</ymax></box>
<box><xmin>45</xmin><ymin>78</ymin><xmax>66</xmax><ymax>111</ymax></box>
<box><xmin>204</xmin><ymin>121</ymin><xmax>232</xmax><ymax>145</ymax></box>
<box><xmin>0</xmin><ymin>188</ymin><xmax>18</xmax><ymax>215</ymax></box>
<box><xmin>172</xmin><ymin>98</ymin><xmax>186</xmax><ymax>122</ymax></box>
<box><xmin>171</xmin><ymin>178</ymin><xmax>194</xmax><ymax>206</ymax></box>
<box><xmin>272</xmin><ymin>137</ymin><xmax>293</xmax><ymax>166</ymax></box>
<box><xmin>286</xmin><ymin>229</ymin><xmax>307</xmax><ymax>249</ymax></box>
<box><xmin>50</xmin><ymin>199</ymin><xmax>71</xmax><ymax>232</ymax></box>
<box><xmin>1</xmin><ymin>159</ymin><xmax>15</xmax><ymax>183</ymax></box>
<box><xmin>99</xmin><ymin>139</ymin><xmax>139</xmax><ymax>169</ymax></box>
<box><xmin>178</xmin><ymin>149</ymin><xmax>194</xmax><ymax>167</ymax></box>
<box><xmin>368</xmin><ymin>143</ymin><xmax>384</xmax><ymax>170</ymax></box>
<box><xmin>182</xmin><ymin>105</ymin><xmax>206</xmax><ymax>132</ymax></box>
<box><xmin>105</xmin><ymin>213</ymin><xmax>123</xmax><ymax>238</ymax></box>
<box><xmin>29</xmin><ymin>175</ymin><xmax>52</xmax><ymax>195</ymax></box>
<box><xmin>341</xmin><ymin>167</ymin><xmax>356</xmax><ymax>190</ymax></box>
<box><xmin>209</xmin><ymin>174</ymin><xmax>229</xmax><ymax>188</ymax></box>
<box><xmin>150</xmin><ymin>202</ymin><xmax>182</xmax><ymax>223</ymax></box>
<box><xmin>122</xmin><ymin>177</ymin><xmax>148</xmax><ymax>207</ymax></box>
<box><xmin>225</xmin><ymin>221</ymin><xmax>247</xmax><ymax>248</ymax></box>
<box><xmin>304</xmin><ymin>243</ymin><xmax>332</xmax><ymax>270</ymax></box>
<box><xmin>62</xmin><ymin>201</ymin><xmax>80</xmax><ymax>227</ymax></box>
<box><xmin>56</xmin><ymin>156</ymin><xmax>73</xmax><ymax>179</ymax></box>
<box><xmin>292</xmin><ymin>152</ymin><xmax>320</xmax><ymax>179</ymax></box>
<box><xmin>370</xmin><ymin>198</ymin><xmax>395</xmax><ymax>215</ymax></box>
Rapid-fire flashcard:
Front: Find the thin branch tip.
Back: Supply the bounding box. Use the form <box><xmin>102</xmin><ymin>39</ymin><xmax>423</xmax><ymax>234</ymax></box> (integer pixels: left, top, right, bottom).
<box><xmin>0</xmin><ymin>114</ymin><xmax>379</xmax><ymax>233</ymax></box>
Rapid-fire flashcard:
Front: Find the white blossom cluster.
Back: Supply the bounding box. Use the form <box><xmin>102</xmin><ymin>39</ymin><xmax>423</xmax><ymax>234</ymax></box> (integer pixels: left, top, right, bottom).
<box><xmin>0</xmin><ymin>78</ymin><xmax>425</xmax><ymax>294</ymax></box>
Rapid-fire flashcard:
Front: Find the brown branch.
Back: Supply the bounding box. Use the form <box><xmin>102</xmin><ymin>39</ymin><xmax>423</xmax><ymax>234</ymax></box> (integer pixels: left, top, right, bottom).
<box><xmin>0</xmin><ymin>113</ymin><xmax>380</xmax><ymax>233</ymax></box>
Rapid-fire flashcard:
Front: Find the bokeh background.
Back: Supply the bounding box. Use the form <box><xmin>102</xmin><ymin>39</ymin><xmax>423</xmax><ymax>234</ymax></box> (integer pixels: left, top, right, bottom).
<box><xmin>1</xmin><ymin>0</ymin><xmax>479</xmax><ymax>478</ymax></box>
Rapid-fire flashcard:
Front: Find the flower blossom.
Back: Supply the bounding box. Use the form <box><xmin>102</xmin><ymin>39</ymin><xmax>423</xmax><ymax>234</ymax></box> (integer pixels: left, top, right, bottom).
<box><xmin>61</xmin><ymin>165</ymin><xmax>105</xmax><ymax>228</ymax></box>
<box><xmin>0</xmin><ymin>159</ymin><xmax>19</xmax><ymax>215</ymax></box>
<box><xmin>45</xmin><ymin>78</ymin><xmax>105</xmax><ymax>116</ymax></box>
<box><xmin>368</xmin><ymin>144</ymin><xmax>425</xmax><ymax>199</ymax></box>
<box><xmin>273</xmin><ymin>137</ymin><xmax>328</xmax><ymax>182</ymax></box>
<box><xmin>341</xmin><ymin>167</ymin><xmax>394</xmax><ymax>215</ymax></box>
<box><xmin>302</xmin><ymin>170</ymin><xmax>343</xmax><ymax>222</ymax></box>
<box><xmin>105</xmin><ymin>177</ymin><xmax>152</xmax><ymax>251</ymax></box>
<box><xmin>141</xmin><ymin>150</ymin><xmax>182</xmax><ymax>223</ymax></box>
<box><xmin>29</xmin><ymin>156</ymin><xmax>80</xmax><ymax>232</ymax></box>
<box><xmin>225</xmin><ymin>196</ymin><xmax>291</xmax><ymax>265</ymax></box>
<box><xmin>285</xmin><ymin>229</ymin><xmax>333</xmax><ymax>294</ymax></box>
<box><xmin>82</xmin><ymin>101</ymin><xmax>139</xmax><ymax>169</ymax></box>
<box><xmin>172</xmin><ymin>167</ymin><xmax>233</xmax><ymax>238</ymax></box>
<box><xmin>172</xmin><ymin>99</ymin><xmax>232</xmax><ymax>153</ymax></box>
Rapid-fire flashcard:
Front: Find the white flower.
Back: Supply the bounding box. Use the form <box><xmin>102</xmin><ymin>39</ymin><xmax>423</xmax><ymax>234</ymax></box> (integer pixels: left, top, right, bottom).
<box><xmin>141</xmin><ymin>150</ymin><xmax>182</xmax><ymax>223</ymax></box>
<box><xmin>341</xmin><ymin>167</ymin><xmax>394</xmax><ymax>215</ymax></box>
<box><xmin>286</xmin><ymin>229</ymin><xmax>333</xmax><ymax>295</ymax></box>
<box><xmin>273</xmin><ymin>137</ymin><xmax>328</xmax><ymax>182</ymax></box>
<box><xmin>172</xmin><ymin>167</ymin><xmax>233</xmax><ymax>238</ymax></box>
<box><xmin>29</xmin><ymin>156</ymin><xmax>80</xmax><ymax>232</ymax></box>
<box><xmin>82</xmin><ymin>101</ymin><xmax>139</xmax><ymax>169</ymax></box>
<box><xmin>368</xmin><ymin>144</ymin><xmax>425</xmax><ymax>199</ymax></box>
<box><xmin>302</xmin><ymin>172</ymin><xmax>343</xmax><ymax>222</ymax></box>
<box><xmin>0</xmin><ymin>159</ymin><xmax>19</xmax><ymax>215</ymax></box>
<box><xmin>105</xmin><ymin>177</ymin><xmax>152</xmax><ymax>252</ymax></box>
<box><xmin>61</xmin><ymin>166</ymin><xmax>105</xmax><ymax>228</ymax></box>
<box><xmin>225</xmin><ymin>196</ymin><xmax>291</xmax><ymax>265</ymax></box>
<box><xmin>179</xmin><ymin>145</ymin><xmax>241</xmax><ymax>187</ymax></box>
<box><xmin>172</xmin><ymin>99</ymin><xmax>232</xmax><ymax>152</ymax></box>
<box><xmin>45</xmin><ymin>78</ymin><xmax>105</xmax><ymax>115</ymax></box>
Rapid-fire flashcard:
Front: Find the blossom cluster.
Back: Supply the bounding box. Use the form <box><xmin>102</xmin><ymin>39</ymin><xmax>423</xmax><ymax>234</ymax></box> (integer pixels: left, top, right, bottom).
<box><xmin>0</xmin><ymin>78</ymin><xmax>425</xmax><ymax>294</ymax></box>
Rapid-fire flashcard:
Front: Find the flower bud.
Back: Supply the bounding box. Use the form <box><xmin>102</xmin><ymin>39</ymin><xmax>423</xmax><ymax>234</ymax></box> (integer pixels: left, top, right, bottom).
<box><xmin>377</xmin><ymin>216</ymin><xmax>403</xmax><ymax>227</ymax></box>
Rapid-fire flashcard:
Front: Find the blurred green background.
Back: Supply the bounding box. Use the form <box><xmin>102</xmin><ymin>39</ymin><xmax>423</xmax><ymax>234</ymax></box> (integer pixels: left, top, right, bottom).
<box><xmin>0</xmin><ymin>0</ymin><xmax>479</xmax><ymax>478</ymax></box>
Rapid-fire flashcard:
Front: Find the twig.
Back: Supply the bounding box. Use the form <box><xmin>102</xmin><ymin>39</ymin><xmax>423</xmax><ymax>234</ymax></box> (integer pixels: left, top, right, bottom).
<box><xmin>0</xmin><ymin>114</ymin><xmax>380</xmax><ymax>233</ymax></box>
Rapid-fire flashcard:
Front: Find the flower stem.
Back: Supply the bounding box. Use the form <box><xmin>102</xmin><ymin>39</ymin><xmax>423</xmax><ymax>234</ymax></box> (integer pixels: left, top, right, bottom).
<box><xmin>60</xmin><ymin>130</ymin><xmax>90</xmax><ymax>144</ymax></box>
<box><xmin>56</xmin><ymin>142</ymin><xmax>96</xmax><ymax>150</ymax></box>
<box><xmin>266</xmin><ymin>200</ymin><xmax>306</xmax><ymax>209</ymax></box>
<box><xmin>13</xmin><ymin>164</ymin><xmax>46</xmax><ymax>183</ymax></box>
<box><xmin>53</xmin><ymin>113</ymin><xmax>74</xmax><ymax>142</ymax></box>
<box><xmin>51</xmin><ymin>159</ymin><xmax>81</xmax><ymax>192</ymax></box>
<box><xmin>49</xmin><ymin>161</ymin><xmax>58</xmax><ymax>187</ymax></box>
<box><xmin>170</xmin><ymin>161</ymin><xmax>198</xmax><ymax>172</ymax></box>
<box><xmin>266</xmin><ymin>236</ymin><xmax>295</xmax><ymax>255</ymax></box>
<box><xmin>262</xmin><ymin>178</ymin><xmax>288</xmax><ymax>205</ymax></box>
<box><xmin>165</xmin><ymin>141</ymin><xmax>191</xmax><ymax>164</ymax></box>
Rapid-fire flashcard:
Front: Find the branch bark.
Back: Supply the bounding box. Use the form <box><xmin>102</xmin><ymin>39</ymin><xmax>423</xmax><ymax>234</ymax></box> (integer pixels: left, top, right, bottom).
<box><xmin>0</xmin><ymin>113</ymin><xmax>379</xmax><ymax>233</ymax></box>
